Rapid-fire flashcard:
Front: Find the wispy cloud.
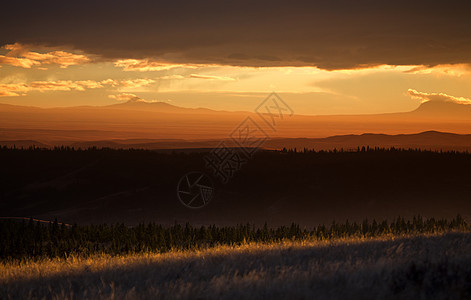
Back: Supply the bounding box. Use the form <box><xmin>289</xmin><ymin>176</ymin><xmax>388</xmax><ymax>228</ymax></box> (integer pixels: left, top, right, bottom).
<box><xmin>0</xmin><ymin>78</ymin><xmax>155</xmax><ymax>97</ymax></box>
<box><xmin>156</xmin><ymin>74</ymin><xmax>234</xmax><ymax>81</ymax></box>
<box><xmin>120</xmin><ymin>78</ymin><xmax>155</xmax><ymax>88</ymax></box>
<box><xmin>158</xmin><ymin>75</ymin><xmax>185</xmax><ymax>80</ymax></box>
<box><xmin>0</xmin><ymin>43</ymin><xmax>90</xmax><ymax>69</ymax></box>
<box><xmin>189</xmin><ymin>74</ymin><xmax>235</xmax><ymax>81</ymax></box>
<box><xmin>29</xmin><ymin>81</ymin><xmax>88</xmax><ymax>91</ymax></box>
<box><xmin>100</xmin><ymin>79</ymin><xmax>119</xmax><ymax>87</ymax></box>
<box><xmin>0</xmin><ymin>91</ymin><xmax>22</xmax><ymax>97</ymax></box>
<box><xmin>0</xmin><ymin>80</ymin><xmax>113</xmax><ymax>96</ymax></box>
<box><xmin>108</xmin><ymin>93</ymin><xmax>141</xmax><ymax>102</ymax></box>
<box><xmin>114</xmin><ymin>59</ymin><xmax>198</xmax><ymax>72</ymax></box>
<box><xmin>108</xmin><ymin>93</ymin><xmax>158</xmax><ymax>103</ymax></box>
<box><xmin>0</xmin><ymin>83</ymin><xmax>29</xmax><ymax>96</ymax></box>
<box><xmin>0</xmin><ymin>56</ymin><xmax>40</xmax><ymax>68</ymax></box>
<box><xmin>29</xmin><ymin>80</ymin><xmax>109</xmax><ymax>91</ymax></box>
<box><xmin>408</xmin><ymin>89</ymin><xmax>471</xmax><ymax>105</ymax></box>
<box><xmin>404</xmin><ymin>64</ymin><xmax>471</xmax><ymax>77</ymax></box>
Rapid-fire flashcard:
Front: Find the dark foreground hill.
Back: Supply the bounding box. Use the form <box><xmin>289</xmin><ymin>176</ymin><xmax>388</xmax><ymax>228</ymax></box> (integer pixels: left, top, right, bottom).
<box><xmin>0</xmin><ymin>147</ymin><xmax>471</xmax><ymax>226</ymax></box>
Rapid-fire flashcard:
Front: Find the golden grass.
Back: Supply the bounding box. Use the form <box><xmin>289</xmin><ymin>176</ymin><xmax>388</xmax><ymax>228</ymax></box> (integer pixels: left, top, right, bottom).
<box><xmin>0</xmin><ymin>234</ymin><xmax>403</xmax><ymax>280</ymax></box>
<box><xmin>1</xmin><ymin>232</ymin><xmax>471</xmax><ymax>299</ymax></box>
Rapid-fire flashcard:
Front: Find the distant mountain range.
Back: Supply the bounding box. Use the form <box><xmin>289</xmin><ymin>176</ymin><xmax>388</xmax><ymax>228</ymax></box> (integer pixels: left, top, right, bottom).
<box><xmin>0</xmin><ymin>100</ymin><xmax>470</xmax><ymax>150</ymax></box>
<box><xmin>108</xmin><ymin>99</ymin><xmax>218</xmax><ymax>114</ymax></box>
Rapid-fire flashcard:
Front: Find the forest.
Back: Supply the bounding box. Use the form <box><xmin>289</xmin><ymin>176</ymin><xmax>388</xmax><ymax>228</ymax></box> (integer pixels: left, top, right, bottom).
<box><xmin>1</xmin><ymin>146</ymin><xmax>471</xmax><ymax>226</ymax></box>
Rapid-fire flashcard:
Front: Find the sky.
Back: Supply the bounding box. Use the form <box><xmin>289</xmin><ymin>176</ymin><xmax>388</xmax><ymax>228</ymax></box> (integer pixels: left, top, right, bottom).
<box><xmin>1</xmin><ymin>0</ymin><xmax>471</xmax><ymax>115</ymax></box>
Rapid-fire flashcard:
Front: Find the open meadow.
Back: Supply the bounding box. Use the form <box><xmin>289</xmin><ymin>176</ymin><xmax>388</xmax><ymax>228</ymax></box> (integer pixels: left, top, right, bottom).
<box><xmin>2</xmin><ymin>231</ymin><xmax>471</xmax><ymax>299</ymax></box>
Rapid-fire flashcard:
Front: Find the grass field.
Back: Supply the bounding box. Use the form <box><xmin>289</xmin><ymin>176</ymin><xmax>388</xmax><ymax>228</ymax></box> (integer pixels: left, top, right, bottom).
<box><xmin>2</xmin><ymin>232</ymin><xmax>471</xmax><ymax>299</ymax></box>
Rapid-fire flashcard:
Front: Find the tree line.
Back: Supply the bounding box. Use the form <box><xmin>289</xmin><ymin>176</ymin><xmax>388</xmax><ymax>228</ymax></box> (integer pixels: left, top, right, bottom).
<box><xmin>0</xmin><ymin>215</ymin><xmax>468</xmax><ymax>261</ymax></box>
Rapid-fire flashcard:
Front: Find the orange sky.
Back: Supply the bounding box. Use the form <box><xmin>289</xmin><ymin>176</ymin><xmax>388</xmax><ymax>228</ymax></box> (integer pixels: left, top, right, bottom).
<box><xmin>1</xmin><ymin>43</ymin><xmax>471</xmax><ymax>115</ymax></box>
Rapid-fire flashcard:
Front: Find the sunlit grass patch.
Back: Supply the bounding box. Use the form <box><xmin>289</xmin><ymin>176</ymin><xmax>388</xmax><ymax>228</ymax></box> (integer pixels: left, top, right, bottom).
<box><xmin>2</xmin><ymin>232</ymin><xmax>471</xmax><ymax>299</ymax></box>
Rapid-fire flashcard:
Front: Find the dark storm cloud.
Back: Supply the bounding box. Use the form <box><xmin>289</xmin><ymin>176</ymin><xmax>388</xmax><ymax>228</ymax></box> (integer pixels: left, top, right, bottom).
<box><xmin>1</xmin><ymin>0</ymin><xmax>471</xmax><ymax>69</ymax></box>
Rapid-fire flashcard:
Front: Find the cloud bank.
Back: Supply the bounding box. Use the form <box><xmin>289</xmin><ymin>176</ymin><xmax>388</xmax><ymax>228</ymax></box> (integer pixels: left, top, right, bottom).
<box><xmin>2</xmin><ymin>0</ymin><xmax>471</xmax><ymax>69</ymax></box>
